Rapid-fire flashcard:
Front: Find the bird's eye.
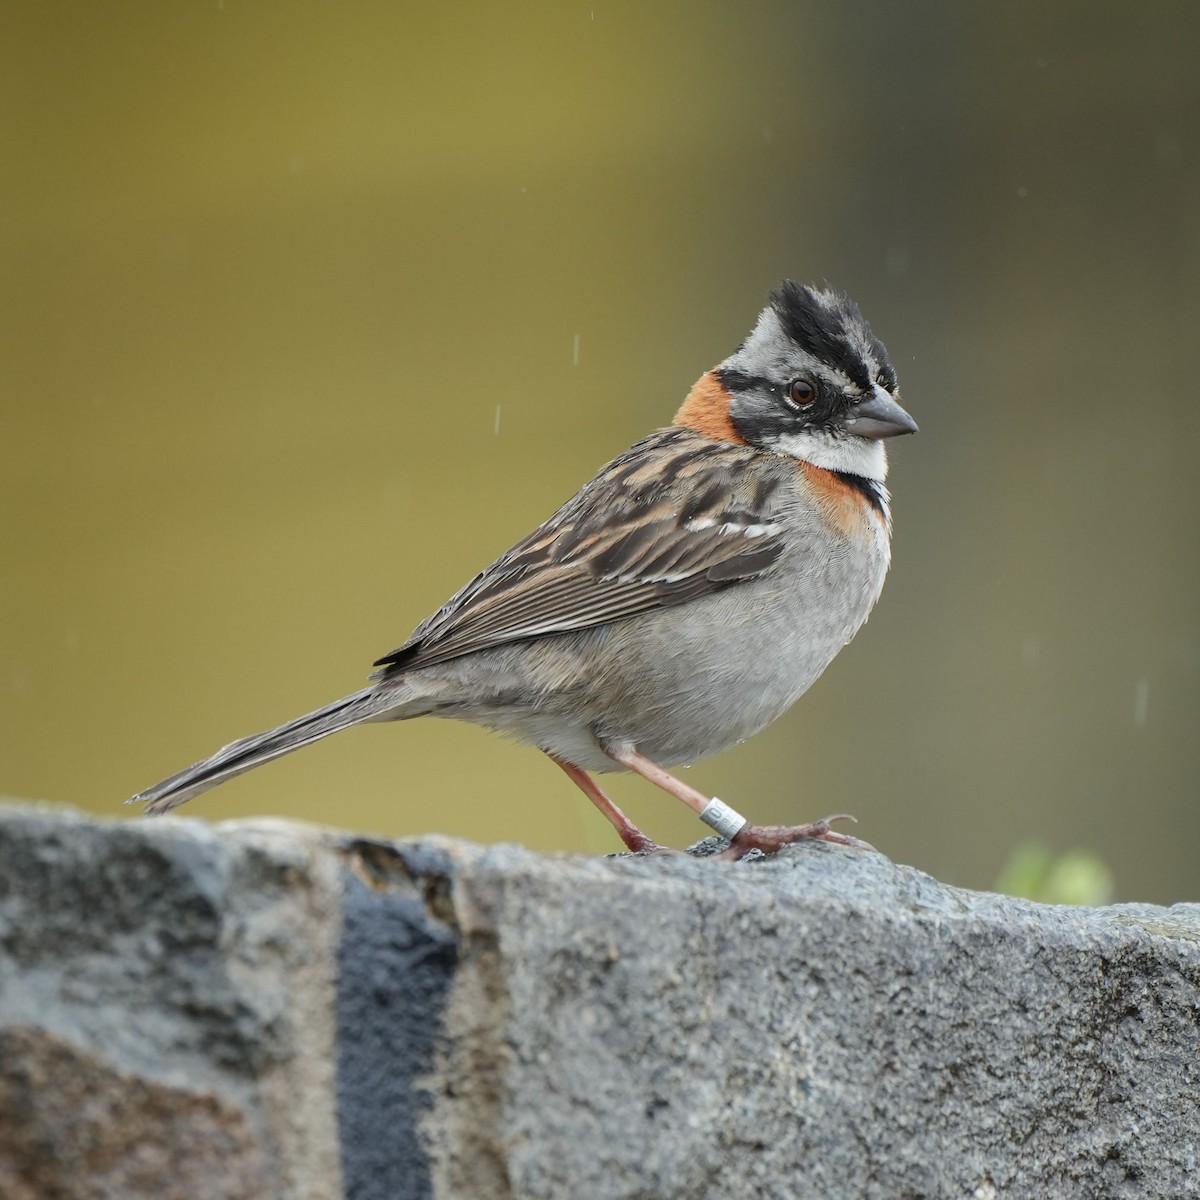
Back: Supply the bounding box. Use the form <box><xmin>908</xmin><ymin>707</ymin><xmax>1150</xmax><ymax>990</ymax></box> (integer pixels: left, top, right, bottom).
<box><xmin>787</xmin><ymin>378</ymin><xmax>816</xmax><ymax>408</ymax></box>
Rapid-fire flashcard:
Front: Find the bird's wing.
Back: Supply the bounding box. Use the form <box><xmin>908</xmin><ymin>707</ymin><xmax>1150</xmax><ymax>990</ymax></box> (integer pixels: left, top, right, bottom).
<box><xmin>372</xmin><ymin>429</ymin><xmax>788</xmax><ymax>677</ymax></box>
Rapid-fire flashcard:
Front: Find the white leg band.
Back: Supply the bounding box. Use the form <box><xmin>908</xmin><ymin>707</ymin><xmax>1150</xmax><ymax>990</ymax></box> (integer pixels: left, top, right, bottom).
<box><xmin>699</xmin><ymin>797</ymin><xmax>749</xmax><ymax>840</ymax></box>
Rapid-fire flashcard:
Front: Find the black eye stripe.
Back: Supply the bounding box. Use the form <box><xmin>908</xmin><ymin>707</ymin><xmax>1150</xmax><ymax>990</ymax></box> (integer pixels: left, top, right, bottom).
<box><xmin>713</xmin><ymin>367</ymin><xmax>773</xmax><ymax>393</ymax></box>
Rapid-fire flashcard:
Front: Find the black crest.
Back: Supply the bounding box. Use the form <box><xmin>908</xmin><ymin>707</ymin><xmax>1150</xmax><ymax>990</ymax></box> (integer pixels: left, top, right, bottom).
<box><xmin>769</xmin><ymin>281</ymin><xmax>894</xmax><ymax>392</ymax></box>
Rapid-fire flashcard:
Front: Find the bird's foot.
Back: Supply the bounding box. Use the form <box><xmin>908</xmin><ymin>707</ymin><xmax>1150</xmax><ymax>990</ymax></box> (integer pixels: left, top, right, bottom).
<box><xmin>715</xmin><ymin>813</ymin><xmax>873</xmax><ymax>861</ymax></box>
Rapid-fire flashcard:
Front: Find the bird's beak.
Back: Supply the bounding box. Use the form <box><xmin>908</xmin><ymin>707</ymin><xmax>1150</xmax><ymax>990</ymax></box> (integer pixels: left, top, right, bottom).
<box><xmin>848</xmin><ymin>383</ymin><xmax>919</xmax><ymax>440</ymax></box>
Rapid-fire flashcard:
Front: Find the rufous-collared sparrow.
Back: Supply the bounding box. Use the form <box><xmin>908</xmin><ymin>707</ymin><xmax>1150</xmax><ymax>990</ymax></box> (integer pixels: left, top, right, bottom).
<box><xmin>131</xmin><ymin>282</ymin><xmax>917</xmax><ymax>858</ymax></box>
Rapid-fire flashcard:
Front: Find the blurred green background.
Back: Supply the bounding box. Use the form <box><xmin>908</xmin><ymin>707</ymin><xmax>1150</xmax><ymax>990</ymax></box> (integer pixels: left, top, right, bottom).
<box><xmin>2</xmin><ymin>2</ymin><xmax>1197</xmax><ymax>903</ymax></box>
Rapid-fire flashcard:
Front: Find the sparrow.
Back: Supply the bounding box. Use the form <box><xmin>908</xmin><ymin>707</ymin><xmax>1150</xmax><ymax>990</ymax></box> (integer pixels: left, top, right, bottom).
<box><xmin>130</xmin><ymin>281</ymin><xmax>917</xmax><ymax>859</ymax></box>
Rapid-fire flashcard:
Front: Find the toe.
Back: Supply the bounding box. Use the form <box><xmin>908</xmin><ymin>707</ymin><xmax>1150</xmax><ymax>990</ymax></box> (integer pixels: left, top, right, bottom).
<box><xmin>718</xmin><ymin>814</ymin><xmax>874</xmax><ymax>860</ymax></box>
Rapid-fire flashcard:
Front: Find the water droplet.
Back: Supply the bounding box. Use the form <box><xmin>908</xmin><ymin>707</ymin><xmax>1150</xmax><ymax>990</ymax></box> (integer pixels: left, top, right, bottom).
<box><xmin>1133</xmin><ymin>678</ymin><xmax>1149</xmax><ymax>728</ymax></box>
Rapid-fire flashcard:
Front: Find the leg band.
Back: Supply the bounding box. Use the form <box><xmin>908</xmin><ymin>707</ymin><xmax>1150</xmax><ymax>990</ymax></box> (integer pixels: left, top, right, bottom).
<box><xmin>699</xmin><ymin>797</ymin><xmax>749</xmax><ymax>840</ymax></box>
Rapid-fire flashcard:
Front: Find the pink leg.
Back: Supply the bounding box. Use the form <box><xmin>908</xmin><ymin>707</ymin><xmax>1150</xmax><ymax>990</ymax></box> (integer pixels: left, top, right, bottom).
<box><xmin>546</xmin><ymin>754</ymin><xmax>666</xmax><ymax>854</ymax></box>
<box><xmin>601</xmin><ymin>744</ymin><xmax>871</xmax><ymax>860</ymax></box>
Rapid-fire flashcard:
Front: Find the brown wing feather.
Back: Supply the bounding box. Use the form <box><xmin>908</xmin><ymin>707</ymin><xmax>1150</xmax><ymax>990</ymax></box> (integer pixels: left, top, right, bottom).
<box><xmin>372</xmin><ymin>429</ymin><xmax>787</xmax><ymax>677</ymax></box>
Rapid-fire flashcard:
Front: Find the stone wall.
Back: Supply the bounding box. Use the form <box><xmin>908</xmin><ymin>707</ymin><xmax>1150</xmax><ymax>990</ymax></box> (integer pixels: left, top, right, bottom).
<box><xmin>0</xmin><ymin>803</ymin><xmax>1197</xmax><ymax>1199</ymax></box>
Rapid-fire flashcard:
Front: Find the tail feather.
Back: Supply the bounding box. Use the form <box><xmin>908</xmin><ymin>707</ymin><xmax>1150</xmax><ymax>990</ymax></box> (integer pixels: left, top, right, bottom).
<box><xmin>129</xmin><ymin>687</ymin><xmax>382</xmax><ymax>816</ymax></box>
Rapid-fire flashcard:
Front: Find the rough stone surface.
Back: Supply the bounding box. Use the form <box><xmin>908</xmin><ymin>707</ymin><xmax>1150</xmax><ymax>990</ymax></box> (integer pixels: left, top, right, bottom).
<box><xmin>1</xmin><ymin>803</ymin><xmax>1198</xmax><ymax>1200</ymax></box>
<box><xmin>0</xmin><ymin>804</ymin><xmax>344</xmax><ymax>1200</ymax></box>
<box><xmin>421</xmin><ymin>839</ymin><xmax>1200</xmax><ymax>1200</ymax></box>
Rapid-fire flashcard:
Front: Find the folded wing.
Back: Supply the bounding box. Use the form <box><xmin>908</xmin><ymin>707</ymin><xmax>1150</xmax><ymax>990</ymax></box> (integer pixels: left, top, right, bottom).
<box><xmin>373</xmin><ymin>429</ymin><xmax>787</xmax><ymax>677</ymax></box>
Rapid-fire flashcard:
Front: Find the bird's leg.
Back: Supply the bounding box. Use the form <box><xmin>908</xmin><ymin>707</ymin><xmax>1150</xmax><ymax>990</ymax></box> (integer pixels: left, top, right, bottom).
<box><xmin>601</xmin><ymin>745</ymin><xmax>871</xmax><ymax>860</ymax></box>
<box><xmin>546</xmin><ymin>754</ymin><xmax>671</xmax><ymax>855</ymax></box>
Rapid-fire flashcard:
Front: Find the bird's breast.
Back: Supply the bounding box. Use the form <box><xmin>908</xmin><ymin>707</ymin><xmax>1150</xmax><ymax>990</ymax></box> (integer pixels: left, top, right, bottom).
<box><xmin>795</xmin><ymin>460</ymin><xmax>891</xmax><ymax>548</ymax></box>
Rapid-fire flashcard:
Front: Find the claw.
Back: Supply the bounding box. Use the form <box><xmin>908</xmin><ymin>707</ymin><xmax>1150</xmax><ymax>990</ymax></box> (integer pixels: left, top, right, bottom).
<box><xmin>624</xmin><ymin>834</ymin><xmax>687</xmax><ymax>857</ymax></box>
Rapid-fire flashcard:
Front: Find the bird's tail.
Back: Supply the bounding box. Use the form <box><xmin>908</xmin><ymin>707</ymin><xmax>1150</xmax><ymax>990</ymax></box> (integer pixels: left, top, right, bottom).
<box><xmin>129</xmin><ymin>686</ymin><xmax>386</xmax><ymax>816</ymax></box>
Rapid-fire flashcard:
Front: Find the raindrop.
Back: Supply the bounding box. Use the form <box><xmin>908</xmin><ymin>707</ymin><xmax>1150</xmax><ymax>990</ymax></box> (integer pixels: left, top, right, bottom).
<box><xmin>1133</xmin><ymin>678</ymin><xmax>1149</xmax><ymax>728</ymax></box>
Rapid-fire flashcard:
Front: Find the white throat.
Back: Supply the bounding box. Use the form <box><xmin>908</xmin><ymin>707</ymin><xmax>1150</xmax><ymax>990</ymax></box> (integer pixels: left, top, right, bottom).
<box><xmin>772</xmin><ymin>429</ymin><xmax>889</xmax><ymax>480</ymax></box>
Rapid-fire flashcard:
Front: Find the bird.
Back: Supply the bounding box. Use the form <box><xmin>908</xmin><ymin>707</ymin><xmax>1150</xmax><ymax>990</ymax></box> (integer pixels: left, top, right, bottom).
<box><xmin>129</xmin><ymin>281</ymin><xmax>917</xmax><ymax>859</ymax></box>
